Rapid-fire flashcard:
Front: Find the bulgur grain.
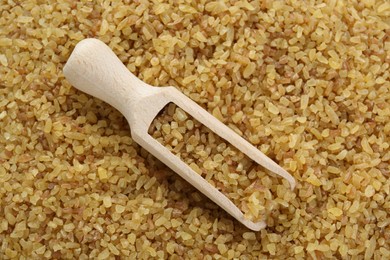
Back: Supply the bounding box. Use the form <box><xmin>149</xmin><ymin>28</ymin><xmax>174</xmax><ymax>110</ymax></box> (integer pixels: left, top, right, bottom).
<box><xmin>150</xmin><ymin>103</ymin><xmax>293</xmax><ymax>222</ymax></box>
<box><xmin>0</xmin><ymin>0</ymin><xmax>389</xmax><ymax>259</ymax></box>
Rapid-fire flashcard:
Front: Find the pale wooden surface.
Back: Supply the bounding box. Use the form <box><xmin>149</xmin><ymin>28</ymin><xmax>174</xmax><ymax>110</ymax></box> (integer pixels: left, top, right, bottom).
<box><xmin>63</xmin><ymin>38</ymin><xmax>296</xmax><ymax>231</ymax></box>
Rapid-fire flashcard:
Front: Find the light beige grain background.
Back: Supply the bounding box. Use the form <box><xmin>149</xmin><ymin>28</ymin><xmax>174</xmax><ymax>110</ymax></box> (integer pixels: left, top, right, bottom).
<box><xmin>0</xmin><ymin>0</ymin><xmax>389</xmax><ymax>259</ymax></box>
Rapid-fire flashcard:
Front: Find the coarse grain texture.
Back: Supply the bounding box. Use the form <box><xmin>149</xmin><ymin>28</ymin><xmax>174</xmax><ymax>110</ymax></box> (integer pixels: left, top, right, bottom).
<box><xmin>148</xmin><ymin>103</ymin><xmax>294</xmax><ymax>223</ymax></box>
<box><xmin>0</xmin><ymin>0</ymin><xmax>389</xmax><ymax>259</ymax></box>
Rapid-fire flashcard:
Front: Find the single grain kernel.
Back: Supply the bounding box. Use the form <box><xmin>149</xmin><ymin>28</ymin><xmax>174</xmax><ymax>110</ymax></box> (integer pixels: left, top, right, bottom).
<box><xmin>115</xmin><ymin>205</ymin><xmax>125</xmax><ymax>214</ymax></box>
<box><xmin>98</xmin><ymin>167</ymin><xmax>108</xmax><ymax>180</ymax></box>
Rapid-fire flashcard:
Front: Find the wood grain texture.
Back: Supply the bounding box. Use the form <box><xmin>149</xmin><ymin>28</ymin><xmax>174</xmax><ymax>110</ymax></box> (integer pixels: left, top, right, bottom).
<box><xmin>63</xmin><ymin>38</ymin><xmax>296</xmax><ymax>231</ymax></box>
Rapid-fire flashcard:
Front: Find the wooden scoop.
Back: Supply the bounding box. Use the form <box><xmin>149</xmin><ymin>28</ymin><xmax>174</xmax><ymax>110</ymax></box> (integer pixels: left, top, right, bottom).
<box><xmin>63</xmin><ymin>38</ymin><xmax>296</xmax><ymax>231</ymax></box>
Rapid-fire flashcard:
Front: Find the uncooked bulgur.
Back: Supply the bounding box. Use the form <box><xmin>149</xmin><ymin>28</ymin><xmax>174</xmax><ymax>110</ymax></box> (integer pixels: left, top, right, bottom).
<box><xmin>0</xmin><ymin>0</ymin><xmax>389</xmax><ymax>259</ymax></box>
<box><xmin>148</xmin><ymin>103</ymin><xmax>294</xmax><ymax>222</ymax></box>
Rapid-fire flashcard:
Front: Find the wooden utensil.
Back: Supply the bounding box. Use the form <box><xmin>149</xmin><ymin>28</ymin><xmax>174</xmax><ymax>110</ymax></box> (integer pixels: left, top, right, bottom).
<box><xmin>63</xmin><ymin>38</ymin><xmax>296</xmax><ymax>231</ymax></box>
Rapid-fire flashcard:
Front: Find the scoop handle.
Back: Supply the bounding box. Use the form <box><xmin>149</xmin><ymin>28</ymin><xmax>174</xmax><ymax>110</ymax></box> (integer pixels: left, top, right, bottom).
<box><xmin>63</xmin><ymin>38</ymin><xmax>150</xmax><ymax>114</ymax></box>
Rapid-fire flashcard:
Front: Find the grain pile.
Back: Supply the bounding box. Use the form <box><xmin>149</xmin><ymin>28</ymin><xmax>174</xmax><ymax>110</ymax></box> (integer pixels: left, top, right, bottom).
<box><xmin>0</xmin><ymin>0</ymin><xmax>389</xmax><ymax>259</ymax></box>
<box><xmin>148</xmin><ymin>103</ymin><xmax>294</xmax><ymax>223</ymax></box>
